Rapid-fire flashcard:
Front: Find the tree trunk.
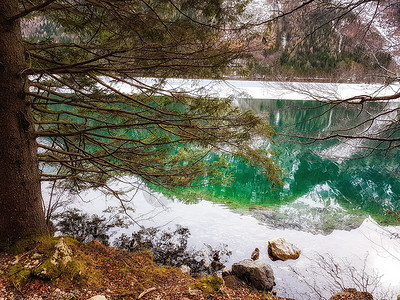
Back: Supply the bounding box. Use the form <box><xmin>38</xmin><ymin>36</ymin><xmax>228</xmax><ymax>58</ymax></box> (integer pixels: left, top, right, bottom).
<box><xmin>0</xmin><ymin>0</ymin><xmax>47</xmax><ymax>247</ymax></box>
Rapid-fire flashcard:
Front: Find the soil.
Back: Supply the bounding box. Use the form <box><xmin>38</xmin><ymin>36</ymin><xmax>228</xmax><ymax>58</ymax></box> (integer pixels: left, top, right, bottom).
<box><xmin>0</xmin><ymin>238</ymin><xmax>294</xmax><ymax>300</ymax></box>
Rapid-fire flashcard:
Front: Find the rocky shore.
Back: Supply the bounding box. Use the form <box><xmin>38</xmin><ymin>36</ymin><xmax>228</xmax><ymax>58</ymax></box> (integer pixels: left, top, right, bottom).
<box><xmin>0</xmin><ymin>235</ymin><xmax>383</xmax><ymax>300</ymax></box>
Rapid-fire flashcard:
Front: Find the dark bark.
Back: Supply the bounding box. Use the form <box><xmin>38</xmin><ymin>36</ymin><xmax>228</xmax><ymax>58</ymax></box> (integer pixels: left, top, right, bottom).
<box><xmin>0</xmin><ymin>0</ymin><xmax>47</xmax><ymax>247</ymax></box>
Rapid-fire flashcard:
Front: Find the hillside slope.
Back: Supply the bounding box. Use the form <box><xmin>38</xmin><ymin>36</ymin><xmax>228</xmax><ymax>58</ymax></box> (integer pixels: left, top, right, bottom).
<box><xmin>246</xmin><ymin>0</ymin><xmax>399</xmax><ymax>81</ymax></box>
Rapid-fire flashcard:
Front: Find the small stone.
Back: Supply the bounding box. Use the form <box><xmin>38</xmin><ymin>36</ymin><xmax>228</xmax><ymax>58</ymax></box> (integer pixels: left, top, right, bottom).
<box><xmin>180</xmin><ymin>265</ymin><xmax>191</xmax><ymax>274</ymax></box>
<box><xmin>251</xmin><ymin>248</ymin><xmax>260</xmax><ymax>260</ymax></box>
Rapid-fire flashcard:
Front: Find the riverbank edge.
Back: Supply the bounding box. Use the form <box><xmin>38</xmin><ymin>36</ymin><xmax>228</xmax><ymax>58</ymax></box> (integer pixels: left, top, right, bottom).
<box><xmin>0</xmin><ymin>235</ymin><xmax>299</xmax><ymax>300</ymax></box>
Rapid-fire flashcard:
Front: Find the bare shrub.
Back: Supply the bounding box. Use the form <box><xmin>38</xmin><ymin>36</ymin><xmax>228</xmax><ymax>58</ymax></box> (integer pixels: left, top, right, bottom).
<box><xmin>290</xmin><ymin>253</ymin><xmax>394</xmax><ymax>300</ymax></box>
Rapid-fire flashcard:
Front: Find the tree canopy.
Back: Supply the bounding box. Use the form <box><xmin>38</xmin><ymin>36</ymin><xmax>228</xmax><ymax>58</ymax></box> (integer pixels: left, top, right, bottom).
<box><xmin>0</xmin><ymin>0</ymin><xmax>282</xmax><ymax>245</ymax></box>
<box><xmin>22</xmin><ymin>0</ymin><xmax>284</xmax><ymax>192</ymax></box>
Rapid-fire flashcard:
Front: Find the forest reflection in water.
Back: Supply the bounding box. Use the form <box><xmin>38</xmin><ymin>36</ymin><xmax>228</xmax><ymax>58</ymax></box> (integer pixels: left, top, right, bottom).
<box><xmin>42</xmin><ymin>88</ymin><xmax>400</xmax><ymax>299</ymax></box>
<box><xmin>153</xmin><ymin>98</ymin><xmax>400</xmax><ymax>233</ymax></box>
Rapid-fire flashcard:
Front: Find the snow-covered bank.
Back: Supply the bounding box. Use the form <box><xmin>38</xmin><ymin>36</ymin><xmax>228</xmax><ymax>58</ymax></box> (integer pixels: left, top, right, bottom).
<box><xmin>117</xmin><ymin>77</ymin><xmax>400</xmax><ymax>101</ymax></box>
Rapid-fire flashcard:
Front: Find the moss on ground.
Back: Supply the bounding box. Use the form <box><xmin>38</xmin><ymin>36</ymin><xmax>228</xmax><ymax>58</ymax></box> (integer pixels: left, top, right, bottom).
<box><xmin>190</xmin><ymin>274</ymin><xmax>224</xmax><ymax>296</ymax></box>
<box><xmin>6</xmin><ymin>236</ymin><xmax>102</xmax><ymax>289</ymax></box>
<box><xmin>8</xmin><ymin>263</ymin><xmax>31</xmax><ymax>289</ymax></box>
<box><xmin>1</xmin><ymin>234</ymin><xmax>55</xmax><ymax>255</ymax></box>
<box><xmin>1</xmin><ymin>236</ymin><xmax>292</xmax><ymax>299</ymax></box>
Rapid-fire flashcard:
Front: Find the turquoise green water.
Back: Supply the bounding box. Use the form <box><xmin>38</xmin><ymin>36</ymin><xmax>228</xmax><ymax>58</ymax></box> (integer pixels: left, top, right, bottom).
<box><xmin>154</xmin><ymin>99</ymin><xmax>400</xmax><ymax>228</ymax></box>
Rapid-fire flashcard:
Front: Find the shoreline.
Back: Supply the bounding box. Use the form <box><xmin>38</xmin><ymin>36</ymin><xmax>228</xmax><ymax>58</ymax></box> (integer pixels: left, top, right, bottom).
<box><xmin>124</xmin><ymin>77</ymin><xmax>400</xmax><ymax>101</ymax></box>
<box><xmin>43</xmin><ymin>182</ymin><xmax>400</xmax><ymax>300</ymax></box>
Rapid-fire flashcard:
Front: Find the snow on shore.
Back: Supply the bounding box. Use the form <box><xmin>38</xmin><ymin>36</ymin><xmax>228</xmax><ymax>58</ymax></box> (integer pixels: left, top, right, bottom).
<box><xmin>119</xmin><ymin>78</ymin><xmax>400</xmax><ymax>101</ymax></box>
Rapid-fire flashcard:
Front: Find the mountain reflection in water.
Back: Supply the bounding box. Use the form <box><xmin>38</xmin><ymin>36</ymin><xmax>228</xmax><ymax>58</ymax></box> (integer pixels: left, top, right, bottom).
<box><xmin>152</xmin><ymin>98</ymin><xmax>400</xmax><ymax>233</ymax></box>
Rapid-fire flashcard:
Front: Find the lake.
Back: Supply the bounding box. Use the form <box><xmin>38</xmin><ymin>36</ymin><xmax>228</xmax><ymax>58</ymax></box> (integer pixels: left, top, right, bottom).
<box><xmin>44</xmin><ymin>79</ymin><xmax>400</xmax><ymax>299</ymax></box>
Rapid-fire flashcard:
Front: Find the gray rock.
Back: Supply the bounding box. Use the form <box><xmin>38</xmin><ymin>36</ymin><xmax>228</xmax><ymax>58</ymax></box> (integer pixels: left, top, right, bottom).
<box><xmin>231</xmin><ymin>259</ymin><xmax>275</xmax><ymax>291</ymax></box>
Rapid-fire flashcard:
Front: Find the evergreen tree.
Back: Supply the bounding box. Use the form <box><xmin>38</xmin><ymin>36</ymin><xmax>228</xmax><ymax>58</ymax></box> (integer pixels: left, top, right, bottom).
<box><xmin>0</xmin><ymin>0</ymin><xmax>281</xmax><ymax>247</ymax></box>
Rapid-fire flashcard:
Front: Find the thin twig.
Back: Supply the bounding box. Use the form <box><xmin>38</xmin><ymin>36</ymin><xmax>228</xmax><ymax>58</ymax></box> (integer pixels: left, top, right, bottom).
<box><xmin>137</xmin><ymin>287</ymin><xmax>157</xmax><ymax>299</ymax></box>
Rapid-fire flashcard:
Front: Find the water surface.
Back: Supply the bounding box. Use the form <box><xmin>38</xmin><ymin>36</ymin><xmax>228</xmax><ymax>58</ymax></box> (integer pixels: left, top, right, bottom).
<box><xmin>45</xmin><ymin>80</ymin><xmax>400</xmax><ymax>299</ymax></box>
<box><xmin>153</xmin><ymin>97</ymin><xmax>400</xmax><ymax>234</ymax></box>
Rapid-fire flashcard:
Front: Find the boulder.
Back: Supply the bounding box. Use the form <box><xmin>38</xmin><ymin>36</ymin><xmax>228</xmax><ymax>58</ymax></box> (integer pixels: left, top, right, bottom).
<box><xmin>267</xmin><ymin>237</ymin><xmax>301</xmax><ymax>261</ymax></box>
<box><xmin>33</xmin><ymin>238</ymin><xmax>74</xmax><ymax>280</ymax></box>
<box><xmin>329</xmin><ymin>288</ymin><xmax>373</xmax><ymax>300</ymax></box>
<box><xmin>231</xmin><ymin>259</ymin><xmax>275</xmax><ymax>291</ymax></box>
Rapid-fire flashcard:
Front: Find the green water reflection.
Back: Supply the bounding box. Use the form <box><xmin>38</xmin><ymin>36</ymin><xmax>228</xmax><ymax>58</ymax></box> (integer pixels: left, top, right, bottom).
<box><xmin>153</xmin><ymin>99</ymin><xmax>400</xmax><ymax>228</ymax></box>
